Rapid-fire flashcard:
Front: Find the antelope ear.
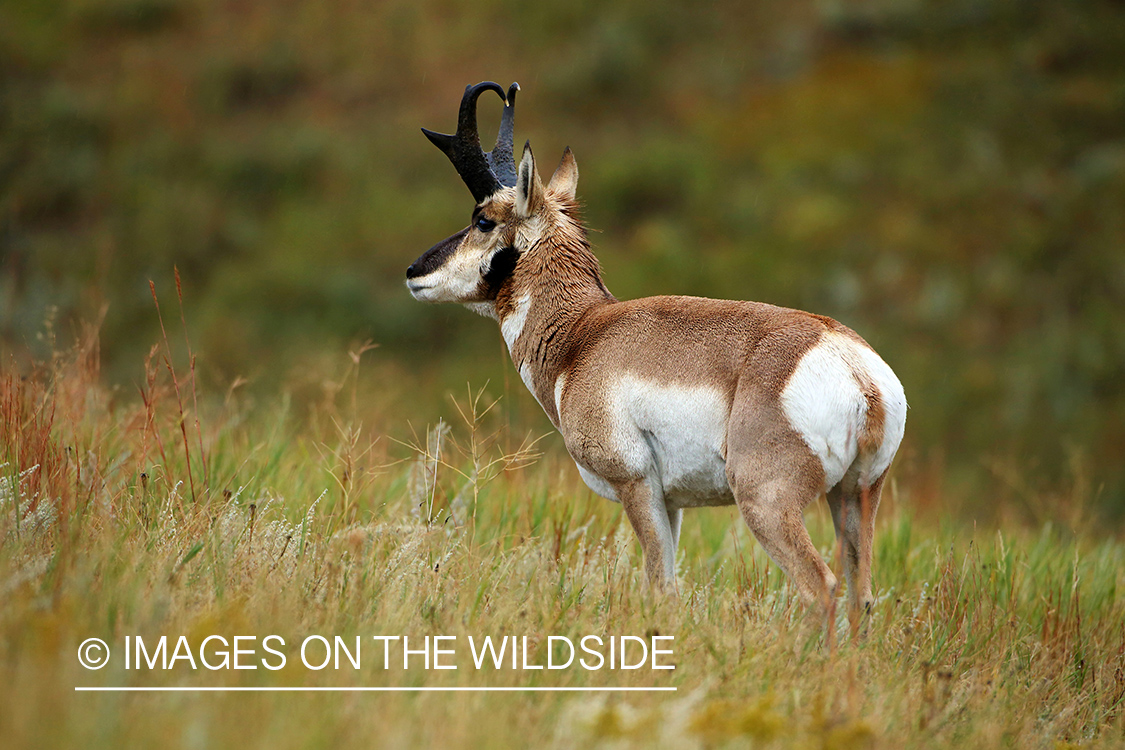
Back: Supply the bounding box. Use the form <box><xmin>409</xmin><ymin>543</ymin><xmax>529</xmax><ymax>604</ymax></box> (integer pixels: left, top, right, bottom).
<box><xmin>547</xmin><ymin>147</ymin><xmax>578</xmax><ymax>201</ymax></box>
<box><xmin>515</xmin><ymin>141</ymin><xmax>543</xmax><ymax>218</ymax></box>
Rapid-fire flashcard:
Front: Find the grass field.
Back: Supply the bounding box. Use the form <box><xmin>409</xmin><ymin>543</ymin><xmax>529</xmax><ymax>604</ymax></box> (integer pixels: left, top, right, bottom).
<box><xmin>2</xmin><ymin>329</ymin><xmax>1124</xmax><ymax>749</ymax></box>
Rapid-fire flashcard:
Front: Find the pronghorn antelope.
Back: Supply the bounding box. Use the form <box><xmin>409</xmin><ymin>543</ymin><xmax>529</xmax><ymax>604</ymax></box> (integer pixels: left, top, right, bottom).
<box><xmin>406</xmin><ymin>82</ymin><xmax>907</xmax><ymax>620</ymax></box>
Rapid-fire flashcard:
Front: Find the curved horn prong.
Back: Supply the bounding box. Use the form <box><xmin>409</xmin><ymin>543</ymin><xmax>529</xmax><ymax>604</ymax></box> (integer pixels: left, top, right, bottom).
<box><xmin>422</xmin><ymin>81</ymin><xmax>520</xmax><ymax>203</ymax></box>
<box><xmin>420</xmin><ymin>128</ymin><xmax>455</xmax><ymax>158</ymax></box>
<box><xmin>457</xmin><ymin>81</ymin><xmax>505</xmax><ymax>140</ymax></box>
<box><xmin>485</xmin><ymin>83</ymin><xmax>520</xmax><ymax>187</ymax></box>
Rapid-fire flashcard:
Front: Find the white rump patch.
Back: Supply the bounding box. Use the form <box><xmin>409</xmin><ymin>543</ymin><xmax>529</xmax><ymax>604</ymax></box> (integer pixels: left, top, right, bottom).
<box><xmin>852</xmin><ymin>343</ymin><xmax>907</xmax><ymax>481</ymax></box>
<box><xmin>780</xmin><ymin>332</ymin><xmax>906</xmax><ymax>490</ymax></box>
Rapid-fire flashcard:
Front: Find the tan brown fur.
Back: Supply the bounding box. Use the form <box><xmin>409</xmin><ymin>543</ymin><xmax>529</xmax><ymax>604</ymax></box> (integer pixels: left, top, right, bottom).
<box><xmin>408</xmin><ymin>143</ymin><xmax>905</xmax><ymax>621</ymax></box>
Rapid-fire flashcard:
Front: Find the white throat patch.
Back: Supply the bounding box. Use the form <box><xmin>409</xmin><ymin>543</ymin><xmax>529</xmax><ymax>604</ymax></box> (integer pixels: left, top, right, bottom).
<box><xmin>501</xmin><ymin>293</ymin><xmax>532</xmax><ymax>355</ymax></box>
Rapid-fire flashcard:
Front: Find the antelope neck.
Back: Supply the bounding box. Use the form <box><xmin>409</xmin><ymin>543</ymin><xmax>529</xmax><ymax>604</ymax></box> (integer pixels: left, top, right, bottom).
<box><xmin>495</xmin><ymin>246</ymin><xmax>611</xmax><ymax>425</ymax></box>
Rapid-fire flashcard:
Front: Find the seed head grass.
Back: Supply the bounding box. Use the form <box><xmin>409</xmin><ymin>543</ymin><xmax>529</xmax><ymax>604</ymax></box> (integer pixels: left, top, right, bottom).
<box><xmin>1</xmin><ymin>329</ymin><xmax>1124</xmax><ymax>749</ymax></box>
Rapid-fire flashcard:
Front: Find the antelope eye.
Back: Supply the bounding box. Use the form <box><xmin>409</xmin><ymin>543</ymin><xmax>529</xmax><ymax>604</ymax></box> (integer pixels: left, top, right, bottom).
<box><xmin>475</xmin><ymin>217</ymin><xmax>496</xmax><ymax>233</ymax></box>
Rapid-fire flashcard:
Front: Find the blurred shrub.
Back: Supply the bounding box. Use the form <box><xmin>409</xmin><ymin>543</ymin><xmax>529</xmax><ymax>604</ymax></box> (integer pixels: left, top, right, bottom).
<box><xmin>1</xmin><ymin>0</ymin><xmax>1123</xmax><ymax>518</ymax></box>
<box><xmin>68</xmin><ymin>0</ymin><xmax>185</xmax><ymax>33</ymax></box>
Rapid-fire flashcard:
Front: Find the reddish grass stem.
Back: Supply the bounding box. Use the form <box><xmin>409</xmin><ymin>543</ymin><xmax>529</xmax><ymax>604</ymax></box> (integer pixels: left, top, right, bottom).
<box><xmin>150</xmin><ymin>279</ymin><xmax>198</xmax><ymax>505</ymax></box>
<box><xmin>175</xmin><ymin>267</ymin><xmax>209</xmax><ymax>491</ymax></box>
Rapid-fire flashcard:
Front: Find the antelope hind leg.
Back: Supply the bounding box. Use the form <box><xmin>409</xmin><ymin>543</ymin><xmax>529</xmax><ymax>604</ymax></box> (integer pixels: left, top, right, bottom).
<box><xmin>828</xmin><ymin>472</ymin><xmax>886</xmax><ymax>634</ymax></box>
<box><xmin>725</xmin><ymin>396</ymin><xmax>837</xmax><ymax>619</ymax></box>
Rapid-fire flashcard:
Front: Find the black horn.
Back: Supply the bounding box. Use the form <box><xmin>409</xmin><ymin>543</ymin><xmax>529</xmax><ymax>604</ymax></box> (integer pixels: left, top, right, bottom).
<box><xmin>422</xmin><ymin>81</ymin><xmax>520</xmax><ymax>203</ymax></box>
<box><xmin>486</xmin><ymin>82</ymin><xmax>520</xmax><ymax>187</ymax></box>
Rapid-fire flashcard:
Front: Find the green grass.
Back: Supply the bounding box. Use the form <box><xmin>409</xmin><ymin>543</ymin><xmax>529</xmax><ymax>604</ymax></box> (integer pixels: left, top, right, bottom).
<box><xmin>2</xmin><ymin>336</ymin><xmax>1124</xmax><ymax>749</ymax></box>
<box><xmin>4</xmin><ymin>0</ymin><xmax>1125</xmax><ymax>514</ymax></box>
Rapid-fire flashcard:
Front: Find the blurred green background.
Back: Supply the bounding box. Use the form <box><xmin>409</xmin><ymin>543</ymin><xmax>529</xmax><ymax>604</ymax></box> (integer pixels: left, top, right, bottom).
<box><xmin>2</xmin><ymin>0</ymin><xmax>1124</xmax><ymax>520</ymax></box>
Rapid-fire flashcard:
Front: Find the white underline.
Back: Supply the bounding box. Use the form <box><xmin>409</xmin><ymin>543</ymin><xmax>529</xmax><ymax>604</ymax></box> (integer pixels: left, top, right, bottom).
<box><xmin>75</xmin><ymin>686</ymin><xmax>676</xmax><ymax>692</ymax></box>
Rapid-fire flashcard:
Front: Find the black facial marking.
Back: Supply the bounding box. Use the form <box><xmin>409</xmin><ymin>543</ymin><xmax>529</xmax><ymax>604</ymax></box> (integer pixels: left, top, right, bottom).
<box><xmin>482</xmin><ymin>245</ymin><xmax>520</xmax><ymax>294</ymax></box>
<box><xmin>407</xmin><ymin>227</ymin><xmax>469</xmax><ymax>279</ymax></box>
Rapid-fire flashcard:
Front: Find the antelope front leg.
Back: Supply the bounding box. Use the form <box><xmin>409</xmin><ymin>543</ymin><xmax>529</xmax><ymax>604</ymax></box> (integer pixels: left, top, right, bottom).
<box><xmin>616</xmin><ymin>478</ymin><xmax>677</xmax><ymax>594</ymax></box>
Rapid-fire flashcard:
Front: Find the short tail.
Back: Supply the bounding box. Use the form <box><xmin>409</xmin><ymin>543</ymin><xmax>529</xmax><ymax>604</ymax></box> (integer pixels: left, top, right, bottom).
<box><xmin>855</xmin><ymin>372</ymin><xmax>886</xmax><ymax>458</ymax></box>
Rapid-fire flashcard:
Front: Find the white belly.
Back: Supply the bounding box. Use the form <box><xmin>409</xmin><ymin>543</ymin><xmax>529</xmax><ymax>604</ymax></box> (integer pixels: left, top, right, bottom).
<box><xmin>576</xmin><ymin>376</ymin><xmax>734</xmax><ymax>508</ymax></box>
<box><xmin>575</xmin><ymin>463</ymin><xmax>620</xmax><ymax>503</ymax></box>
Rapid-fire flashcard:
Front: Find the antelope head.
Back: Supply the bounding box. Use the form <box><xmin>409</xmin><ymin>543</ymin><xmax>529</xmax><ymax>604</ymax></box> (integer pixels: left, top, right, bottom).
<box><xmin>405</xmin><ymin>81</ymin><xmax>581</xmax><ymax>313</ymax></box>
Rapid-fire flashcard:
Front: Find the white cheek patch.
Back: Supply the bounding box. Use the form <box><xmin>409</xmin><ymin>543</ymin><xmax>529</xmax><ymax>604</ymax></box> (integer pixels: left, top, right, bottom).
<box><xmin>407</xmin><ymin>246</ymin><xmax>489</xmax><ymax>303</ymax></box>
<box><xmin>781</xmin><ymin>332</ymin><xmax>907</xmax><ymax>489</ymax></box>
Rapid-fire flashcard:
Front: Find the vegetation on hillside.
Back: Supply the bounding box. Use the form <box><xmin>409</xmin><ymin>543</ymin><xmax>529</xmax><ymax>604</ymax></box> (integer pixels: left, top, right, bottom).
<box><xmin>2</xmin><ymin>0</ymin><xmax>1124</xmax><ymax>516</ymax></box>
